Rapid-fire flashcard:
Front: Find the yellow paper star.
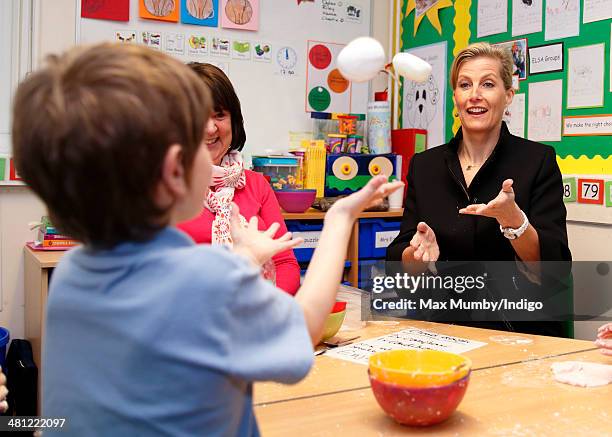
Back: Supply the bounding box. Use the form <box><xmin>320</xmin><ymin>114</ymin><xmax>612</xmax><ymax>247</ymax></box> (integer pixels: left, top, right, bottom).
<box><xmin>405</xmin><ymin>0</ymin><xmax>454</xmax><ymax>36</ymax></box>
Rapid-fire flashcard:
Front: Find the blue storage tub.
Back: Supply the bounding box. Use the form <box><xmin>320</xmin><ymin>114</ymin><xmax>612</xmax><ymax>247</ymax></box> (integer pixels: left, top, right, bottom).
<box><xmin>358</xmin><ymin>258</ymin><xmax>386</xmax><ymax>291</ymax></box>
<box><xmin>358</xmin><ymin>218</ymin><xmax>401</xmax><ymax>259</ymax></box>
<box><xmin>287</xmin><ymin>221</ymin><xmax>323</xmax><ymax>262</ymax></box>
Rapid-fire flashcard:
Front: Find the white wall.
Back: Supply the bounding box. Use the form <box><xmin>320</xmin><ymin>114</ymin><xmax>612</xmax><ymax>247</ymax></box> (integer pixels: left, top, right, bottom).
<box><xmin>0</xmin><ymin>0</ymin><xmax>608</xmax><ymax>342</ymax></box>
<box><xmin>0</xmin><ymin>0</ymin><xmax>75</xmax><ymax>339</ymax></box>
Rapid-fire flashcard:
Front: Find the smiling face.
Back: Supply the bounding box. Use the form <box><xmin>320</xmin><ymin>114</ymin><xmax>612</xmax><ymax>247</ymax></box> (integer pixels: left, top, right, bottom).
<box><xmin>453</xmin><ymin>56</ymin><xmax>514</xmax><ymax>136</ymax></box>
<box><xmin>205</xmin><ymin>109</ymin><xmax>233</xmax><ymax>165</ymax></box>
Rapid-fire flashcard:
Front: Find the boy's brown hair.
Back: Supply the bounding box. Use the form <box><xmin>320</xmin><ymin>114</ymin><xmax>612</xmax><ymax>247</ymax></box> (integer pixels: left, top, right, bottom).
<box><xmin>12</xmin><ymin>43</ymin><xmax>211</xmax><ymax>247</ymax></box>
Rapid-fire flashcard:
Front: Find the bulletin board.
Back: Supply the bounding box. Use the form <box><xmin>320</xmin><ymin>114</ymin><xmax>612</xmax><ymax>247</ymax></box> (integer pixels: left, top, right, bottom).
<box><xmin>76</xmin><ymin>0</ymin><xmax>372</xmax><ymax>161</ymax></box>
<box><xmin>397</xmin><ymin>0</ymin><xmax>612</xmax><ymax>224</ymax></box>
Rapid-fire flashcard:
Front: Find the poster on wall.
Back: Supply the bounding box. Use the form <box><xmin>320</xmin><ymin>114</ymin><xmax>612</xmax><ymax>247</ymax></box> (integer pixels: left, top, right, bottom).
<box><xmin>221</xmin><ymin>0</ymin><xmax>259</xmax><ymax>31</ymax></box>
<box><xmin>544</xmin><ymin>0</ymin><xmax>579</xmax><ymax>41</ymax></box>
<box><xmin>477</xmin><ymin>0</ymin><xmax>507</xmax><ymax>38</ymax></box>
<box><xmin>81</xmin><ymin>0</ymin><xmax>129</xmax><ymax>21</ymax></box>
<box><xmin>511</xmin><ymin>0</ymin><xmax>542</xmax><ymax>36</ymax></box>
<box><xmin>181</xmin><ymin>0</ymin><xmax>219</xmax><ymax>27</ymax></box>
<box><xmin>140</xmin><ymin>31</ymin><xmax>162</xmax><ymax>50</ymax></box>
<box><xmin>503</xmin><ymin>93</ymin><xmax>525</xmax><ymax>138</ymax></box>
<box><xmin>583</xmin><ymin>0</ymin><xmax>612</xmax><ymax>23</ymax></box>
<box><xmin>492</xmin><ymin>39</ymin><xmax>527</xmax><ymax>80</ymax></box>
<box><xmin>567</xmin><ymin>44</ymin><xmax>604</xmax><ymax>109</ymax></box>
<box><xmin>528</xmin><ymin>43</ymin><xmax>563</xmax><ymax>75</ymax></box>
<box><xmin>527</xmin><ymin>79</ymin><xmax>563</xmax><ymax>142</ymax></box>
<box><xmin>139</xmin><ymin>0</ymin><xmax>179</xmax><ymax>22</ymax></box>
<box><xmin>305</xmin><ymin>41</ymin><xmax>352</xmax><ymax>113</ymax></box>
<box><xmin>402</xmin><ymin>41</ymin><xmax>447</xmax><ymax>149</ymax></box>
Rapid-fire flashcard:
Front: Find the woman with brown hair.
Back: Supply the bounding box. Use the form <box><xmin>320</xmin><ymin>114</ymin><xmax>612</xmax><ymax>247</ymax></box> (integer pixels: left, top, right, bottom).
<box><xmin>177</xmin><ymin>63</ymin><xmax>301</xmax><ymax>294</ymax></box>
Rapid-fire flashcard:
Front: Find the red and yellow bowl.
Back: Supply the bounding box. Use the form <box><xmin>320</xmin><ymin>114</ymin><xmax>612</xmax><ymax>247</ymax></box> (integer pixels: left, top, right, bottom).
<box><xmin>368</xmin><ymin>349</ymin><xmax>471</xmax><ymax>426</ymax></box>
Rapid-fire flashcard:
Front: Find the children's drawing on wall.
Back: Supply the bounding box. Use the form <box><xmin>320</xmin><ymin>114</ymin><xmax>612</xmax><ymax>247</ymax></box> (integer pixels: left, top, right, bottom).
<box><xmin>527</xmin><ymin>80</ymin><xmax>562</xmax><ymax>142</ymax></box>
<box><xmin>115</xmin><ymin>30</ymin><xmax>136</xmax><ymax>43</ymax></box>
<box><xmin>221</xmin><ymin>0</ymin><xmax>259</xmax><ymax>30</ymax></box>
<box><xmin>144</xmin><ymin>0</ymin><xmax>175</xmax><ymax>17</ymax></box>
<box><xmin>404</xmin><ymin>75</ymin><xmax>439</xmax><ymax>131</ymax></box>
<box><xmin>493</xmin><ymin>39</ymin><xmax>527</xmax><ymax>80</ymax></box>
<box><xmin>187</xmin><ymin>0</ymin><xmax>214</xmax><ymax>18</ymax></box>
<box><xmin>140</xmin><ymin>31</ymin><xmax>162</xmax><ymax>50</ymax></box>
<box><xmin>81</xmin><ymin>0</ymin><xmax>129</xmax><ymax>21</ymax></box>
<box><xmin>416</xmin><ymin>0</ymin><xmax>441</xmax><ymax>16</ymax></box>
<box><xmin>344</xmin><ymin>1</ymin><xmax>364</xmax><ymax>23</ymax></box>
<box><xmin>511</xmin><ymin>0</ymin><xmax>542</xmax><ymax>36</ymax></box>
<box><xmin>181</xmin><ymin>0</ymin><xmax>219</xmax><ymax>26</ymax></box>
<box><xmin>402</xmin><ymin>41</ymin><xmax>447</xmax><ymax>148</ymax></box>
<box><xmin>140</xmin><ymin>0</ymin><xmax>179</xmax><ymax>21</ymax></box>
<box><xmin>503</xmin><ymin>93</ymin><xmax>525</xmax><ymax>138</ymax></box>
<box><xmin>567</xmin><ymin>44</ymin><xmax>605</xmax><ymax>109</ymax></box>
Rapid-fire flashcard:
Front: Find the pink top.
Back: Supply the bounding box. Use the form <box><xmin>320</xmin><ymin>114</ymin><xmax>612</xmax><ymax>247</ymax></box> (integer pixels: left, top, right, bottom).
<box><xmin>176</xmin><ymin>170</ymin><xmax>301</xmax><ymax>295</ymax></box>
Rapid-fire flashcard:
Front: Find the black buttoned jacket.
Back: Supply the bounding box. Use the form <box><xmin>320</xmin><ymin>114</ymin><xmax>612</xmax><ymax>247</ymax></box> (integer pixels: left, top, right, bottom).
<box><xmin>387</xmin><ymin>122</ymin><xmax>571</xmax><ymax>263</ymax></box>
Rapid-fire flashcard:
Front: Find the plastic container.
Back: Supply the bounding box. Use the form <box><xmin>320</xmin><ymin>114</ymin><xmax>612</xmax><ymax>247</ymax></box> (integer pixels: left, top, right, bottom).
<box><xmin>311</xmin><ymin>112</ymin><xmax>337</xmax><ymax>141</ymax></box>
<box><xmin>358</xmin><ymin>258</ymin><xmax>386</xmax><ymax>290</ymax></box>
<box><xmin>252</xmin><ymin>156</ymin><xmax>303</xmax><ymax>190</ymax></box>
<box><xmin>367</xmin><ymin>101</ymin><xmax>392</xmax><ymax>154</ymax></box>
<box><xmin>0</xmin><ymin>328</ymin><xmax>10</xmax><ymax>371</ymax></box>
<box><xmin>286</xmin><ymin>221</ymin><xmax>323</xmax><ymax>262</ymax></box>
<box><xmin>358</xmin><ymin>218</ymin><xmax>401</xmax><ymax>258</ymax></box>
<box><xmin>326</xmin><ymin>134</ymin><xmax>346</xmax><ymax>154</ymax></box>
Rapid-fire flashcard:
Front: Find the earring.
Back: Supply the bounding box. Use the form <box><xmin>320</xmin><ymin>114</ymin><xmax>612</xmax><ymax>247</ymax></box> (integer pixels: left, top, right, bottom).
<box><xmin>504</xmin><ymin>108</ymin><xmax>511</xmax><ymax>116</ymax></box>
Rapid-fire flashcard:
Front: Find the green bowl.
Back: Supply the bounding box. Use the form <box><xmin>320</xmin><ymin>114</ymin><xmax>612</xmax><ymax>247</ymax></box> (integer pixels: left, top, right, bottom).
<box><xmin>321</xmin><ymin>310</ymin><xmax>346</xmax><ymax>341</ymax></box>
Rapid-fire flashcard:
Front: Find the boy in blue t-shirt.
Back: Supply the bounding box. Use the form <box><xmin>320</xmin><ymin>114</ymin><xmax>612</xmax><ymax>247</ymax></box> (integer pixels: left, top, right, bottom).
<box><xmin>12</xmin><ymin>43</ymin><xmax>402</xmax><ymax>436</ymax></box>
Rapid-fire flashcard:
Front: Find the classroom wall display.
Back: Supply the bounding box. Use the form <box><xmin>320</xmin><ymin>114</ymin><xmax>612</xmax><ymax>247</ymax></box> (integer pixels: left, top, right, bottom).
<box><xmin>567</xmin><ymin>43</ymin><xmax>604</xmax><ymax>109</ymax></box>
<box><xmin>528</xmin><ymin>43</ymin><xmax>563</xmax><ymax>75</ymax></box>
<box><xmin>402</xmin><ymin>41</ymin><xmax>446</xmax><ymax>148</ymax></box>
<box><xmin>397</xmin><ymin>0</ymin><xmax>612</xmax><ymax>223</ymax></box>
<box><xmin>492</xmin><ymin>38</ymin><xmax>527</xmax><ymax>80</ymax></box>
<box><xmin>81</xmin><ymin>0</ymin><xmax>130</xmax><ymax>21</ymax></box>
<box><xmin>477</xmin><ymin>0</ymin><xmax>508</xmax><ymax>39</ymax></box>
<box><xmin>582</xmin><ymin>0</ymin><xmax>612</xmax><ymax>23</ymax></box>
<box><xmin>139</xmin><ymin>0</ymin><xmax>179</xmax><ymax>22</ymax></box>
<box><xmin>220</xmin><ymin>0</ymin><xmax>259</xmax><ymax>31</ymax></box>
<box><xmin>544</xmin><ymin>0</ymin><xmax>579</xmax><ymax>41</ymax></box>
<box><xmin>511</xmin><ymin>0</ymin><xmax>542</xmax><ymax>36</ymax></box>
<box><xmin>78</xmin><ymin>0</ymin><xmax>371</xmax><ymax>159</ymax></box>
<box><xmin>305</xmin><ymin>41</ymin><xmax>352</xmax><ymax>113</ymax></box>
<box><xmin>180</xmin><ymin>0</ymin><xmax>219</xmax><ymax>27</ymax></box>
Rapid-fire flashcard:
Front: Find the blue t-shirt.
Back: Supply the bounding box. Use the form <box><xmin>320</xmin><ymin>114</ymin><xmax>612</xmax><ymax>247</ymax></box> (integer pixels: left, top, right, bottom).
<box><xmin>42</xmin><ymin>227</ymin><xmax>313</xmax><ymax>436</ymax></box>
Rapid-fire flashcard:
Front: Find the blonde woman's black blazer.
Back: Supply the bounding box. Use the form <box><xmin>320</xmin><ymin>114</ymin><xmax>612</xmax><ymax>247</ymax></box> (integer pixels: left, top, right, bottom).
<box><xmin>386</xmin><ymin>122</ymin><xmax>572</xmax><ymax>263</ymax></box>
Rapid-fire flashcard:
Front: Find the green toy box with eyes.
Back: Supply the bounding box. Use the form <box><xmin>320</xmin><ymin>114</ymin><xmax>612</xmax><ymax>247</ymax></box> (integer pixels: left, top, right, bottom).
<box><xmin>324</xmin><ymin>153</ymin><xmax>398</xmax><ymax>197</ymax></box>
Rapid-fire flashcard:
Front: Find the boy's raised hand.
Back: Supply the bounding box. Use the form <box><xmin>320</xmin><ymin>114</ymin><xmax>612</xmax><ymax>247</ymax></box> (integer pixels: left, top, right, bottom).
<box><xmin>328</xmin><ymin>175</ymin><xmax>404</xmax><ymax>220</ymax></box>
<box><xmin>230</xmin><ymin>203</ymin><xmax>303</xmax><ymax>267</ymax></box>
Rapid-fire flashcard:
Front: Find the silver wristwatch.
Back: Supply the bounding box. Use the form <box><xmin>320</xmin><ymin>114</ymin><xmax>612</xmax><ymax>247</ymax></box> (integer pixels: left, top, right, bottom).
<box><xmin>500</xmin><ymin>210</ymin><xmax>529</xmax><ymax>240</ymax></box>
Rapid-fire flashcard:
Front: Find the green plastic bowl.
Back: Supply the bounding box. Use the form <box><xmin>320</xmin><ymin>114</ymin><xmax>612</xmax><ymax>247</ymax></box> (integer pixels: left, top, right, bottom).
<box><xmin>321</xmin><ymin>310</ymin><xmax>346</xmax><ymax>341</ymax></box>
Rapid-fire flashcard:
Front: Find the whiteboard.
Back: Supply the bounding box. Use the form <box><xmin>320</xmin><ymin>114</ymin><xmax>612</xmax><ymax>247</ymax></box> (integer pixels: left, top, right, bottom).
<box><xmin>76</xmin><ymin>0</ymin><xmax>372</xmax><ymax>160</ymax></box>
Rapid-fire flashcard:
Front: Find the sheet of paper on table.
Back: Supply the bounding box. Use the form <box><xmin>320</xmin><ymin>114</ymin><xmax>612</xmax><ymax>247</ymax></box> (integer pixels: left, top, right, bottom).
<box><xmin>325</xmin><ymin>327</ymin><xmax>487</xmax><ymax>365</ymax></box>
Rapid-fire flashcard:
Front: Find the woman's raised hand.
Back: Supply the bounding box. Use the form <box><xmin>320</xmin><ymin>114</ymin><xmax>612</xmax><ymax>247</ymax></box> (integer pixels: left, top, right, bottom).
<box><xmin>230</xmin><ymin>204</ymin><xmax>303</xmax><ymax>266</ymax></box>
<box><xmin>459</xmin><ymin>179</ymin><xmax>525</xmax><ymax>228</ymax></box>
<box><xmin>327</xmin><ymin>175</ymin><xmax>404</xmax><ymax>220</ymax></box>
<box><xmin>403</xmin><ymin>222</ymin><xmax>440</xmax><ymax>263</ymax></box>
<box><xmin>595</xmin><ymin>323</ymin><xmax>612</xmax><ymax>356</ymax></box>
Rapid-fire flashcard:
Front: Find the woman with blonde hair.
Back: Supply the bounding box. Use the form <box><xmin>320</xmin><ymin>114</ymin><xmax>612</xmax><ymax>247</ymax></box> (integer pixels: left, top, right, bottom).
<box><xmin>387</xmin><ymin>42</ymin><xmax>571</xmax><ymax>336</ymax></box>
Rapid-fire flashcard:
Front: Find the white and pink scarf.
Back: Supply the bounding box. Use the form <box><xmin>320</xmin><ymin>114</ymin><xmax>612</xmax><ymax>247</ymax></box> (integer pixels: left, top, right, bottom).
<box><xmin>205</xmin><ymin>150</ymin><xmax>247</xmax><ymax>246</ymax></box>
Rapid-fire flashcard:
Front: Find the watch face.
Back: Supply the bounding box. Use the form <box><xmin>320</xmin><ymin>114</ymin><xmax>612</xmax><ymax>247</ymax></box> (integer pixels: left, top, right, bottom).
<box><xmin>277</xmin><ymin>47</ymin><xmax>297</xmax><ymax>69</ymax></box>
